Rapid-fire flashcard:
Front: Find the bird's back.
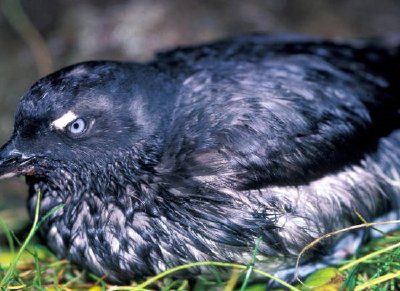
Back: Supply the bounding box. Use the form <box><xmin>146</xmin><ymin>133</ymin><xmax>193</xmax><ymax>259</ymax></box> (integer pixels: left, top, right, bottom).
<box><xmin>155</xmin><ymin>34</ymin><xmax>400</xmax><ymax>187</ymax></box>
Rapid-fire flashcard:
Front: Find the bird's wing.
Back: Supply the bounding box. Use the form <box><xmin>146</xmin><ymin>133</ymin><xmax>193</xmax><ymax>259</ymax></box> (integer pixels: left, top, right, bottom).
<box><xmin>158</xmin><ymin>39</ymin><xmax>399</xmax><ymax>190</ymax></box>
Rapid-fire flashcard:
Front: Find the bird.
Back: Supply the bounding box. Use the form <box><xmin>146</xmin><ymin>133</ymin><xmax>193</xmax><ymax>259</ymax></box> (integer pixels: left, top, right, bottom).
<box><xmin>0</xmin><ymin>34</ymin><xmax>399</xmax><ymax>284</ymax></box>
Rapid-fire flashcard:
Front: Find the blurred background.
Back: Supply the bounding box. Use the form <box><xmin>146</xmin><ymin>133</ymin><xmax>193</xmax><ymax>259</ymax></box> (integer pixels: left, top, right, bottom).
<box><xmin>0</xmin><ymin>0</ymin><xmax>399</xmax><ymax>228</ymax></box>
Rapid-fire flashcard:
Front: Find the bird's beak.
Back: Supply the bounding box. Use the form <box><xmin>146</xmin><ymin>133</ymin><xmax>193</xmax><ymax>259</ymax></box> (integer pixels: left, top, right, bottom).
<box><xmin>0</xmin><ymin>140</ymin><xmax>35</xmax><ymax>179</ymax></box>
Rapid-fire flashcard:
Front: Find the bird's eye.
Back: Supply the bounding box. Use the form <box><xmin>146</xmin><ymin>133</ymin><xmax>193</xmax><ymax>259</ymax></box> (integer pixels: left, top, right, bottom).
<box><xmin>68</xmin><ymin>118</ymin><xmax>86</xmax><ymax>135</ymax></box>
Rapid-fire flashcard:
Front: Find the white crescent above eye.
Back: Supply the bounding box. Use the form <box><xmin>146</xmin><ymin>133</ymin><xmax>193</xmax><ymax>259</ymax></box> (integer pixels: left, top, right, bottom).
<box><xmin>51</xmin><ymin>111</ymin><xmax>78</xmax><ymax>130</ymax></box>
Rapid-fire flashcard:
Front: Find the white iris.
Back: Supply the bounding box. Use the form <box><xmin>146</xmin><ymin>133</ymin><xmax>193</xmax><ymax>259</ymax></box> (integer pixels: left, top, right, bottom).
<box><xmin>69</xmin><ymin>118</ymin><xmax>86</xmax><ymax>134</ymax></box>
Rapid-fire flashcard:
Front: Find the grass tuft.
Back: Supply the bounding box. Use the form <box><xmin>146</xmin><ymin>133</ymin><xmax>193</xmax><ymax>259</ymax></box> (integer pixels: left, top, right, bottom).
<box><xmin>0</xmin><ymin>190</ymin><xmax>43</xmax><ymax>287</ymax></box>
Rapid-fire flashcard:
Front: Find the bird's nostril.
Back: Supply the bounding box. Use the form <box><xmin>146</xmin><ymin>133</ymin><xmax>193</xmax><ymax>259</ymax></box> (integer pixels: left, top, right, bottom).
<box><xmin>0</xmin><ymin>143</ymin><xmax>35</xmax><ymax>178</ymax></box>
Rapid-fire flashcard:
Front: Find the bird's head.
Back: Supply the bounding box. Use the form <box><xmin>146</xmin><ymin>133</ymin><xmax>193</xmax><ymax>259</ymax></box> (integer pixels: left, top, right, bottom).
<box><xmin>0</xmin><ymin>61</ymin><xmax>174</xmax><ymax>181</ymax></box>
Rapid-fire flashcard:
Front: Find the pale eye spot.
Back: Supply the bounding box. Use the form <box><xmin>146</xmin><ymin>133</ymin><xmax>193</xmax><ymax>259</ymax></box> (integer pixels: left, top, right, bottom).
<box><xmin>51</xmin><ymin>111</ymin><xmax>78</xmax><ymax>130</ymax></box>
<box><xmin>69</xmin><ymin>118</ymin><xmax>86</xmax><ymax>134</ymax></box>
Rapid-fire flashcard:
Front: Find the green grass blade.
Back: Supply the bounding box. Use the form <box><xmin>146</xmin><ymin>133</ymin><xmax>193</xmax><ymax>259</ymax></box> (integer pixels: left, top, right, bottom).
<box><xmin>240</xmin><ymin>237</ymin><xmax>262</xmax><ymax>291</ymax></box>
<box><xmin>135</xmin><ymin>261</ymin><xmax>300</xmax><ymax>291</ymax></box>
<box><xmin>0</xmin><ymin>218</ymin><xmax>15</xmax><ymax>254</ymax></box>
<box><xmin>0</xmin><ymin>190</ymin><xmax>42</xmax><ymax>287</ymax></box>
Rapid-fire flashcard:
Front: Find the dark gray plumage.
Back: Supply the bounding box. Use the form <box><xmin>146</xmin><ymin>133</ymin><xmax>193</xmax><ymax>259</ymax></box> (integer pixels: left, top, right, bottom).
<box><xmin>0</xmin><ymin>34</ymin><xmax>399</xmax><ymax>283</ymax></box>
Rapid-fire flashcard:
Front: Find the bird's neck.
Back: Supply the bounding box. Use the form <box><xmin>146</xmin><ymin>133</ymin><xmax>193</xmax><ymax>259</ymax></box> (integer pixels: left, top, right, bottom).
<box><xmin>27</xmin><ymin>138</ymin><xmax>162</xmax><ymax>214</ymax></box>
